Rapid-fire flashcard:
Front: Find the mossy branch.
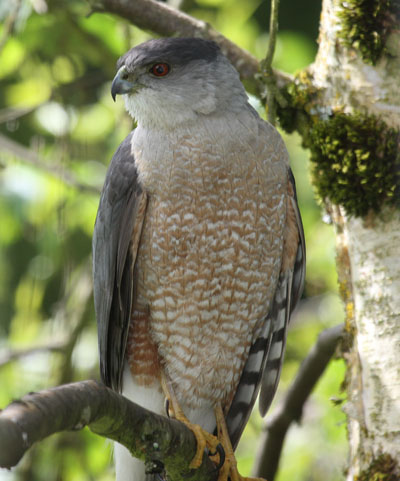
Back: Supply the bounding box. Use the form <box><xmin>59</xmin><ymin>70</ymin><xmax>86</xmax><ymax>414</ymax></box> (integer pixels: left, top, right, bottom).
<box><xmin>0</xmin><ymin>380</ymin><xmax>217</xmax><ymax>481</ymax></box>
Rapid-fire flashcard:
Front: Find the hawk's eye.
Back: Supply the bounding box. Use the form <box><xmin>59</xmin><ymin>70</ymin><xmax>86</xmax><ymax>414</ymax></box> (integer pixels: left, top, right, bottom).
<box><xmin>150</xmin><ymin>63</ymin><xmax>170</xmax><ymax>77</ymax></box>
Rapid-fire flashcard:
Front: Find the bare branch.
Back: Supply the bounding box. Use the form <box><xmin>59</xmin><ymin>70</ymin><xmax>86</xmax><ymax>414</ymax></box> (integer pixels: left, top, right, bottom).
<box><xmin>0</xmin><ymin>380</ymin><xmax>217</xmax><ymax>481</ymax></box>
<box><xmin>0</xmin><ymin>107</ymin><xmax>39</xmax><ymax>125</ymax></box>
<box><xmin>252</xmin><ymin>324</ymin><xmax>344</xmax><ymax>481</ymax></box>
<box><xmin>87</xmin><ymin>0</ymin><xmax>292</xmax><ymax>91</ymax></box>
<box><xmin>0</xmin><ymin>342</ymin><xmax>66</xmax><ymax>368</ymax></box>
<box><xmin>0</xmin><ymin>133</ymin><xmax>101</xmax><ymax>194</ymax></box>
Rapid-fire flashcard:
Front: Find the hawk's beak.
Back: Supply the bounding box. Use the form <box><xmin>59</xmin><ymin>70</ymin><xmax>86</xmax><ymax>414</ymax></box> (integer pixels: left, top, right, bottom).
<box><xmin>111</xmin><ymin>66</ymin><xmax>134</xmax><ymax>101</ymax></box>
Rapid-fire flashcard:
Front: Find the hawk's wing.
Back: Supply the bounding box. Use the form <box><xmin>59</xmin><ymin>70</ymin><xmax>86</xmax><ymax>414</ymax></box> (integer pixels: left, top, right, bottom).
<box><xmin>225</xmin><ymin>167</ymin><xmax>305</xmax><ymax>449</ymax></box>
<box><xmin>93</xmin><ymin>131</ymin><xmax>148</xmax><ymax>391</ymax></box>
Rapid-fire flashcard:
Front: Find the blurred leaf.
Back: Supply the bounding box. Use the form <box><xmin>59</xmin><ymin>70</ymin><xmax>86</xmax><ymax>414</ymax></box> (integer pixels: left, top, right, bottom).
<box><xmin>6</xmin><ymin>78</ymin><xmax>51</xmax><ymax>107</ymax></box>
<box><xmin>0</xmin><ymin>38</ymin><xmax>26</xmax><ymax>79</ymax></box>
<box><xmin>72</xmin><ymin>103</ymin><xmax>114</xmax><ymax>141</ymax></box>
<box><xmin>274</xmin><ymin>31</ymin><xmax>317</xmax><ymax>73</ymax></box>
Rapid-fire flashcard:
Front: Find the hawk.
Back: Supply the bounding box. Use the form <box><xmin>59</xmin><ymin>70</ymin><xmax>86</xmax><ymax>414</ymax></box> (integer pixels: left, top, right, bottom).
<box><xmin>93</xmin><ymin>37</ymin><xmax>305</xmax><ymax>481</ymax></box>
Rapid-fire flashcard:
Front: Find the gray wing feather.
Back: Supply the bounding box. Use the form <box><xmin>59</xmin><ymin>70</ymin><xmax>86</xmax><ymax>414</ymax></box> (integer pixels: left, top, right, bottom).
<box><xmin>258</xmin><ymin>169</ymin><xmax>305</xmax><ymax>416</ymax></box>
<box><xmin>93</xmin><ymin>131</ymin><xmax>145</xmax><ymax>391</ymax></box>
<box><xmin>225</xmin><ymin>167</ymin><xmax>305</xmax><ymax>449</ymax></box>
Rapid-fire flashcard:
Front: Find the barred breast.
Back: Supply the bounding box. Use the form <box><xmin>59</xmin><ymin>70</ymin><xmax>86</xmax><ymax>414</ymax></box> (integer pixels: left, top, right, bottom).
<box><xmin>128</xmin><ymin>113</ymin><xmax>288</xmax><ymax>410</ymax></box>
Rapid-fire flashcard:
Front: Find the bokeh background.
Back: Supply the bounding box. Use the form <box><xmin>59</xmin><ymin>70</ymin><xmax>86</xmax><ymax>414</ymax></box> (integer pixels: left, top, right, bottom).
<box><xmin>0</xmin><ymin>1</ymin><xmax>347</xmax><ymax>480</ymax></box>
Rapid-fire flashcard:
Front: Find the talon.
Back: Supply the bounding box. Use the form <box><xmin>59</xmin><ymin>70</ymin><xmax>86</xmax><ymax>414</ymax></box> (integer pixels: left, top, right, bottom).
<box><xmin>164</xmin><ymin>398</ymin><xmax>170</xmax><ymax>418</ymax></box>
<box><xmin>160</xmin><ymin>373</ymin><xmax>220</xmax><ymax>470</ymax></box>
<box><xmin>215</xmin><ymin>443</ymin><xmax>225</xmax><ymax>470</ymax></box>
<box><xmin>208</xmin><ymin>442</ymin><xmax>225</xmax><ymax>472</ymax></box>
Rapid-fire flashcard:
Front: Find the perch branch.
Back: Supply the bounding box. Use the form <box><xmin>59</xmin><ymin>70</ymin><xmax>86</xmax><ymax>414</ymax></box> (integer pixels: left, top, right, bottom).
<box><xmin>0</xmin><ymin>380</ymin><xmax>217</xmax><ymax>481</ymax></box>
<box><xmin>252</xmin><ymin>324</ymin><xmax>344</xmax><ymax>481</ymax></box>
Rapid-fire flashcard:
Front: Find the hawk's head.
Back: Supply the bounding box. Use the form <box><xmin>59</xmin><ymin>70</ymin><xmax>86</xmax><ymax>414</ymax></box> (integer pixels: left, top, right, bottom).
<box><xmin>111</xmin><ymin>37</ymin><xmax>248</xmax><ymax>128</ymax></box>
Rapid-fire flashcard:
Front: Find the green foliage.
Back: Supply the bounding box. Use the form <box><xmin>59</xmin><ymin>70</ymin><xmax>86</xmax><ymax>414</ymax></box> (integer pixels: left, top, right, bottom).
<box><xmin>337</xmin><ymin>0</ymin><xmax>400</xmax><ymax>65</ymax></box>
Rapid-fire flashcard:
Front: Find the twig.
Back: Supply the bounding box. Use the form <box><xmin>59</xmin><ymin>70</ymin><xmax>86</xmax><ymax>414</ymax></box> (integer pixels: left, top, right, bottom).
<box><xmin>252</xmin><ymin>324</ymin><xmax>344</xmax><ymax>481</ymax></box>
<box><xmin>264</xmin><ymin>0</ymin><xmax>280</xmax><ymax>124</ymax></box>
<box><xmin>0</xmin><ymin>342</ymin><xmax>66</xmax><ymax>368</ymax></box>
<box><xmin>0</xmin><ymin>133</ymin><xmax>101</xmax><ymax>194</ymax></box>
<box><xmin>264</xmin><ymin>0</ymin><xmax>280</xmax><ymax>73</ymax></box>
<box><xmin>0</xmin><ymin>107</ymin><xmax>38</xmax><ymax>125</ymax></box>
<box><xmin>260</xmin><ymin>0</ymin><xmax>288</xmax><ymax>124</ymax></box>
<box><xmin>0</xmin><ymin>380</ymin><xmax>217</xmax><ymax>481</ymax></box>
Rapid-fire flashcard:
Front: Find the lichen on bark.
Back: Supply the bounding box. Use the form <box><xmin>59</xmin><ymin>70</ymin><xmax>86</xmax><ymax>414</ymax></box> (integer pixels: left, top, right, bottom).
<box><xmin>355</xmin><ymin>454</ymin><xmax>399</xmax><ymax>481</ymax></box>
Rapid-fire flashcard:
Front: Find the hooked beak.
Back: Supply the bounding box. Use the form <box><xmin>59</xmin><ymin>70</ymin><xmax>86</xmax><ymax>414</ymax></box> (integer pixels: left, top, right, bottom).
<box><xmin>111</xmin><ymin>66</ymin><xmax>134</xmax><ymax>101</ymax></box>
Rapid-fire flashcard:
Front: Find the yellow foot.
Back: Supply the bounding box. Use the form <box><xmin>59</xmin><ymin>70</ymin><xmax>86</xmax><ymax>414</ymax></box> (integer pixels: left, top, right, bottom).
<box><xmin>216</xmin><ymin>452</ymin><xmax>266</xmax><ymax>481</ymax></box>
<box><xmin>181</xmin><ymin>420</ymin><xmax>221</xmax><ymax>469</ymax></box>
<box><xmin>160</xmin><ymin>374</ymin><xmax>221</xmax><ymax>469</ymax></box>
<box><xmin>160</xmin><ymin>374</ymin><xmax>263</xmax><ymax>478</ymax></box>
<box><xmin>219</xmin><ymin>462</ymin><xmax>266</xmax><ymax>481</ymax></box>
<box><xmin>214</xmin><ymin>404</ymin><xmax>266</xmax><ymax>481</ymax></box>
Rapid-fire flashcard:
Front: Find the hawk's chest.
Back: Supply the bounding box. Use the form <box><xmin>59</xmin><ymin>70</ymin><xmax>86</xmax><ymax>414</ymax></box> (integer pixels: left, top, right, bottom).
<box><xmin>130</xmin><ymin>119</ymin><xmax>287</xmax><ymax>407</ymax></box>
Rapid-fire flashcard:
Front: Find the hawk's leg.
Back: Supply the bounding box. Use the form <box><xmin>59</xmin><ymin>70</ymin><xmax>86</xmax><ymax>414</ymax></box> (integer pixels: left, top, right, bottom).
<box><xmin>214</xmin><ymin>404</ymin><xmax>266</xmax><ymax>481</ymax></box>
<box><xmin>160</xmin><ymin>374</ymin><xmax>222</xmax><ymax>469</ymax></box>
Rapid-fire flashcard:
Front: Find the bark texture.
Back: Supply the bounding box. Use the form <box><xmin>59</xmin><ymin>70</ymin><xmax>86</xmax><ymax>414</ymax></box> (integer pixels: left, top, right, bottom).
<box><xmin>0</xmin><ymin>381</ymin><xmax>217</xmax><ymax>481</ymax></box>
<box><xmin>310</xmin><ymin>0</ymin><xmax>400</xmax><ymax>477</ymax></box>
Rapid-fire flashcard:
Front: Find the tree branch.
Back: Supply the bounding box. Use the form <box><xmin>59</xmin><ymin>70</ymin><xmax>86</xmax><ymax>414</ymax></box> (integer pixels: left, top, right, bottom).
<box><xmin>87</xmin><ymin>0</ymin><xmax>292</xmax><ymax>91</ymax></box>
<box><xmin>0</xmin><ymin>380</ymin><xmax>217</xmax><ymax>481</ymax></box>
<box><xmin>252</xmin><ymin>324</ymin><xmax>344</xmax><ymax>481</ymax></box>
<box><xmin>0</xmin><ymin>133</ymin><xmax>101</xmax><ymax>194</ymax></box>
<box><xmin>0</xmin><ymin>342</ymin><xmax>66</xmax><ymax>368</ymax></box>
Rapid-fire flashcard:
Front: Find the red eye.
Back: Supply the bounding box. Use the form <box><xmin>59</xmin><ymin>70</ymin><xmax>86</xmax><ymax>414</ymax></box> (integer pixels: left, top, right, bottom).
<box><xmin>150</xmin><ymin>63</ymin><xmax>170</xmax><ymax>77</ymax></box>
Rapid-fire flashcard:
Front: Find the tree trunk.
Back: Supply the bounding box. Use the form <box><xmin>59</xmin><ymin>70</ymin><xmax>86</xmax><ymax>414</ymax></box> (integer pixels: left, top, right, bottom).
<box><xmin>309</xmin><ymin>0</ymin><xmax>400</xmax><ymax>477</ymax></box>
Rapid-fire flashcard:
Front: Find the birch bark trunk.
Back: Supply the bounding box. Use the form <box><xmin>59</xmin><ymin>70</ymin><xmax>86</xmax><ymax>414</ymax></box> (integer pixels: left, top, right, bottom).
<box><xmin>310</xmin><ymin>0</ymin><xmax>400</xmax><ymax>476</ymax></box>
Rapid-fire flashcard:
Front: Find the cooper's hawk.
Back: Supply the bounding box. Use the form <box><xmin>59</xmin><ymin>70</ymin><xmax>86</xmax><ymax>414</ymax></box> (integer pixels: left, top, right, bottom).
<box><xmin>93</xmin><ymin>37</ymin><xmax>305</xmax><ymax>481</ymax></box>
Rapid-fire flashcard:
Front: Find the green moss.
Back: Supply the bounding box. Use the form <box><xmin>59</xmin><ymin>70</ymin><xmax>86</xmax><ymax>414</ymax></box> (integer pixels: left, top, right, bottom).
<box><xmin>276</xmin><ymin>76</ymin><xmax>400</xmax><ymax>218</ymax></box>
<box><xmin>337</xmin><ymin>0</ymin><xmax>400</xmax><ymax>65</ymax></box>
<box><xmin>309</xmin><ymin>113</ymin><xmax>400</xmax><ymax>217</ymax></box>
<box><xmin>356</xmin><ymin>454</ymin><xmax>399</xmax><ymax>481</ymax></box>
<box><xmin>277</xmin><ymin>71</ymin><xmax>319</xmax><ymax>135</ymax></box>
